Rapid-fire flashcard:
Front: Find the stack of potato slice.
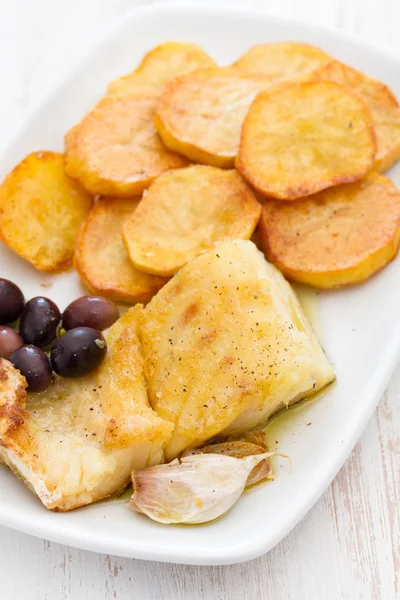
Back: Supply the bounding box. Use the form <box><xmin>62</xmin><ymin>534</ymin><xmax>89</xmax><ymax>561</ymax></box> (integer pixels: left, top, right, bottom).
<box><xmin>1</xmin><ymin>41</ymin><xmax>400</xmax><ymax>293</ymax></box>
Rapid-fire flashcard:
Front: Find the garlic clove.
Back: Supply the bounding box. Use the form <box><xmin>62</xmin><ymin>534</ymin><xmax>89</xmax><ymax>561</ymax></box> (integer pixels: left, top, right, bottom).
<box><xmin>129</xmin><ymin>451</ymin><xmax>282</xmax><ymax>525</ymax></box>
<box><xmin>182</xmin><ymin>440</ymin><xmax>273</xmax><ymax>486</ymax></box>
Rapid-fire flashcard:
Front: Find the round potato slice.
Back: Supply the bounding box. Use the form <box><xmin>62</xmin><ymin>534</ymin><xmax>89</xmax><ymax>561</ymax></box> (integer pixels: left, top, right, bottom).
<box><xmin>0</xmin><ymin>151</ymin><xmax>92</xmax><ymax>272</ymax></box>
<box><xmin>107</xmin><ymin>41</ymin><xmax>216</xmax><ymax>97</ymax></box>
<box><xmin>154</xmin><ymin>67</ymin><xmax>272</xmax><ymax>168</ymax></box>
<box><xmin>259</xmin><ymin>173</ymin><xmax>400</xmax><ymax>288</ymax></box>
<box><xmin>74</xmin><ymin>197</ymin><xmax>167</xmax><ymax>303</ymax></box>
<box><xmin>122</xmin><ymin>166</ymin><xmax>261</xmax><ymax>276</ymax></box>
<box><xmin>237</xmin><ymin>81</ymin><xmax>376</xmax><ymax>200</ymax></box>
<box><xmin>234</xmin><ymin>42</ymin><xmax>331</xmax><ymax>83</ymax></box>
<box><xmin>65</xmin><ymin>95</ymin><xmax>188</xmax><ymax>197</ymax></box>
<box><xmin>309</xmin><ymin>60</ymin><xmax>400</xmax><ymax>173</ymax></box>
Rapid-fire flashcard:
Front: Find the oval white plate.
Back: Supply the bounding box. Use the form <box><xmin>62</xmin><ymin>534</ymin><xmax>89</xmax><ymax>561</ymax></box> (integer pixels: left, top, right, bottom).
<box><xmin>1</xmin><ymin>1</ymin><xmax>400</xmax><ymax>566</ymax></box>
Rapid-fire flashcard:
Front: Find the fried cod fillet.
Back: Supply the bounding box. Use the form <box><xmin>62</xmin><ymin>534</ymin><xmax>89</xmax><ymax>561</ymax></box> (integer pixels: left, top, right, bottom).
<box><xmin>138</xmin><ymin>240</ymin><xmax>335</xmax><ymax>460</ymax></box>
<box><xmin>0</xmin><ymin>308</ymin><xmax>173</xmax><ymax>510</ymax></box>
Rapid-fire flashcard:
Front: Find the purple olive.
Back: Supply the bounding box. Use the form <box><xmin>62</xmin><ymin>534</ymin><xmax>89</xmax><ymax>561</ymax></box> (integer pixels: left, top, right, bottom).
<box><xmin>0</xmin><ymin>279</ymin><xmax>24</xmax><ymax>324</ymax></box>
<box><xmin>19</xmin><ymin>296</ymin><xmax>61</xmax><ymax>348</ymax></box>
<box><xmin>10</xmin><ymin>345</ymin><xmax>52</xmax><ymax>392</ymax></box>
<box><xmin>62</xmin><ymin>296</ymin><xmax>119</xmax><ymax>331</ymax></box>
<box><xmin>0</xmin><ymin>325</ymin><xmax>23</xmax><ymax>359</ymax></box>
<box><xmin>50</xmin><ymin>327</ymin><xmax>107</xmax><ymax>378</ymax></box>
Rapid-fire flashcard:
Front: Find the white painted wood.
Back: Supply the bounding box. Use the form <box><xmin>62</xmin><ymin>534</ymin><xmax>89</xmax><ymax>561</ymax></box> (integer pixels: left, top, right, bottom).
<box><xmin>0</xmin><ymin>0</ymin><xmax>399</xmax><ymax>597</ymax></box>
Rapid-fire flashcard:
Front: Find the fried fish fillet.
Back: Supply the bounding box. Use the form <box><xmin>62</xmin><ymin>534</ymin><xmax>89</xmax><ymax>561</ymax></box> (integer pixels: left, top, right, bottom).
<box><xmin>0</xmin><ymin>308</ymin><xmax>173</xmax><ymax>511</ymax></box>
<box><xmin>138</xmin><ymin>240</ymin><xmax>335</xmax><ymax>460</ymax></box>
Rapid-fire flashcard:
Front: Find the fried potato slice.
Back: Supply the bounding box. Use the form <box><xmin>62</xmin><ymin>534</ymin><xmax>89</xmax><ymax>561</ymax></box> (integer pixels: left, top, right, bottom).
<box><xmin>74</xmin><ymin>197</ymin><xmax>167</xmax><ymax>303</ymax></box>
<box><xmin>259</xmin><ymin>173</ymin><xmax>400</xmax><ymax>288</ymax></box>
<box><xmin>138</xmin><ymin>240</ymin><xmax>334</xmax><ymax>460</ymax></box>
<box><xmin>0</xmin><ymin>151</ymin><xmax>92</xmax><ymax>272</ymax></box>
<box><xmin>236</xmin><ymin>81</ymin><xmax>376</xmax><ymax>200</ymax></box>
<box><xmin>107</xmin><ymin>41</ymin><xmax>216</xmax><ymax>97</ymax></box>
<box><xmin>122</xmin><ymin>166</ymin><xmax>261</xmax><ymax>276</ymax></box>
<box><xmin>154</xmin><ymin>67</ymin><xmax>272</xmax><ymax>168</ymax></box>
<box><xmin>234</xmin><ymin>42</ymin><xmax>331</xmax><ymax>83</ymax></box>
<box><xmin>65</xmin><ymin>42</ymin><xmax>214</xmax><ymax>196</ymax></box>
<box><xmin>309</xmin><ymin>60</ymin><xmax>400</xmax><ymax>172</ymax></box>
<box><xmin>65</xmin><ymin>95</ymin><xmax>188</xmax><ymax>197</ymax></box>
<box><xmin>0</xmin><ymin>309</ymin><xmax>174</xmax><ymax>511</ymax></box>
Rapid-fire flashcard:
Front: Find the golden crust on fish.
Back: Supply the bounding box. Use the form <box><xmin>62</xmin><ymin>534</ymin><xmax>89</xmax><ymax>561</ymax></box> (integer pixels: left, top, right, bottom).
<box><xmin>138</xmin><ymin>240</ymin><xmax>334</xmax><ymax>460</ymax></box>
<box><xmin>107</xmin><ymin>41</ymin><xmax>216</xmax><ymax>97</ymax></box>
<box><xmin>0</xmin><ymin>151</ymin><xmax>92</xmax><ymax>272</ymax></box>
<box><xmin>74</xmin><ymin>197</ymin><xmax>167</xmax><ymax>303</ymax></box>
<box><xmin>234</xmin><ymin>42</ymin><xmax>331</xmax><ymax>82</ymax></box>
<box><xmin>0</xmin><ymin>309</ymin><xmax>173</xmax><ymax>511</ymax></box>
<box><xmin>65</xmin><ymin>95</ymin><xmax>188</xmax><ymax>197</ymax></box>
<box><xmin>259</xmin><ymin>173</ymin><xmax>400</xmax><ymax>288</ymax></box>
<box><xmin>0</xmin><ymin>359</ymin><xmax>28</xmax><ymax>440</ymax></box>
<box><xmin>237</xmin><ymin>81</ymin><xmax>376</xmax><ymax>200</ymax></box>
<box><xmin>309</xmin><ymin>60</ymin><xmax>400</xmax><ymax>172</ymax></box>
<box><xmin>122</xmin><ymin>166</ymin><xmax>261</xmax><ymax>276</ymax></box>
<box><xmin>154</xmin><ymin>67</ymin><xmax>272</xmax><ymax>168</ymax></box>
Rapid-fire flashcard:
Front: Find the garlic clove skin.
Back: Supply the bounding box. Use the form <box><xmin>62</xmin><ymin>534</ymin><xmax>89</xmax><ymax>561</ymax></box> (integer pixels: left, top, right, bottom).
<box><xmin>182</xmin><ymin>440</ymin><xmax>273</xmax><ymax>486</ymax></box>
<box><xmin>129</xmin><ymin>452</ymin><xmax>279</xmax><ymax>525</ymax></box>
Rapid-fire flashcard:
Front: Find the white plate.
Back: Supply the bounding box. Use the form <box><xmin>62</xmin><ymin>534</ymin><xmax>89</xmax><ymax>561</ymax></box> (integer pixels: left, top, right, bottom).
<box><xmin>1</xmin><ymin>1</ymin><xmax>400</xmax><ymax>566</ymax></box>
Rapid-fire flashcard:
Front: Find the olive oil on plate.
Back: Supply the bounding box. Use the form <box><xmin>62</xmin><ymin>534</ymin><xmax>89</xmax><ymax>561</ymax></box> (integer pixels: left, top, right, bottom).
<box><xmin>264</xmin><ymin>283</ymin><xmax>327</xmax><ymax>451</ymax></box>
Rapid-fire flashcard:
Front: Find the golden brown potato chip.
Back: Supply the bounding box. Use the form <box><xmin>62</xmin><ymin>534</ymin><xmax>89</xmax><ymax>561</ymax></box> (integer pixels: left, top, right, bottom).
<box><xmin>107</xmin><ymin>41</ymin><xmax>216</xmax><ymax>97</ymax></box>
<box><xmin>0</xmin><ymin>151</ymin><xmax>92</xmax><ymax>272</ymax></box>
<box><xmin>122</xmin><ymin>166</ymin><xmax>261</xmax><ymax>276</ymax></box>
<box><xmin>65</xmin><ymin>43</ymin><xmax>216</xmax><ymax>197</ymax></box>
<box><xmin>65</xmin><ymin>95</ymin><xmax>188</xmax><ymax>197</ymax></box>
<box><xmin>74</xmin><ymin>197</ymin><xmax>167</xmax><ymax>303</ymax></box>
<box><xmin>309</xmin><ymin>60</ymin><xmax>400</xmax><ymax>172</ymax></box>
<box><xmin>154</xmin><ymin>67</ymin><xmax>272</xmax><ymax>168</ymax></box>
<box><xmin>234</xmin><ymin>42</ymin><xmax>331</xmax><ymax>83</ymax></box>
<box><xmin>236</xmin><ymin>81</ymin><xmax>376</xmax><ymax>200</ymax></box>
<box><xmin>259</xmin><ymin>173</ymin><xmax>400</xmax><ymax>288</ymax></box>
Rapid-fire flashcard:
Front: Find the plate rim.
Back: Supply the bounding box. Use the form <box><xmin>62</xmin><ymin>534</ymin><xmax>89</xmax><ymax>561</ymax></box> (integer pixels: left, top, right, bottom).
<box><xmin>3</xmin><ymin>0</ymin><xmax>400</xmax><ymax>163</ymax></box>
<box><xmin>1</xmin><ymin>0</ymin><xmax>400</xmax><ymax>565</ymax></box>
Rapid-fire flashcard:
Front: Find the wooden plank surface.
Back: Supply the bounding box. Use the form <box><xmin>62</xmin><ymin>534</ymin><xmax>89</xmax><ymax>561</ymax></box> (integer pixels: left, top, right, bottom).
<box><xmin>0</xmin><ymin>1</ymin><xmax>399</xmax><ymax>598</ymax></box>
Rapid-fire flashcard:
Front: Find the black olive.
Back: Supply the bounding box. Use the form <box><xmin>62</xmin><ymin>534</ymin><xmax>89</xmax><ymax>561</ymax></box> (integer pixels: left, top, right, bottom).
<box><xmin>10</xmin><ymin>345</ymin><xmax>52</xmax><ymax>392</ymax></box>
<box><xmin>62</xmin><ymin>296</ymin><xmax>119</xmax><ymax>331</ymax></box>
<box><xmin>0</xmin><ymin>325</ymin><xmax>23</xmax><ymax>359</ymax></box>
<box><xmin>0</xmin><ymin>279</ymin><xmax>24</xmax><ymax>324</ymax></box>
<box><xmin>19</xmin><ymin>296</ymin><xmax>61</xmax><ymax>348</ymax></box>
<box><xmin>50</xmin><ymin>327</ymin><xmax>107</xmax><ymax>378</ymax></box>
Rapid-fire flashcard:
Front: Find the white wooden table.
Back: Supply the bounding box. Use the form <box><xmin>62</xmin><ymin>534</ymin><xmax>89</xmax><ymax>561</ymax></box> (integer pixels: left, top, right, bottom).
<box><xmin>0</xmin><ymin>1</ymin><xmax>399</xmax><ymax>598</ymax></box>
